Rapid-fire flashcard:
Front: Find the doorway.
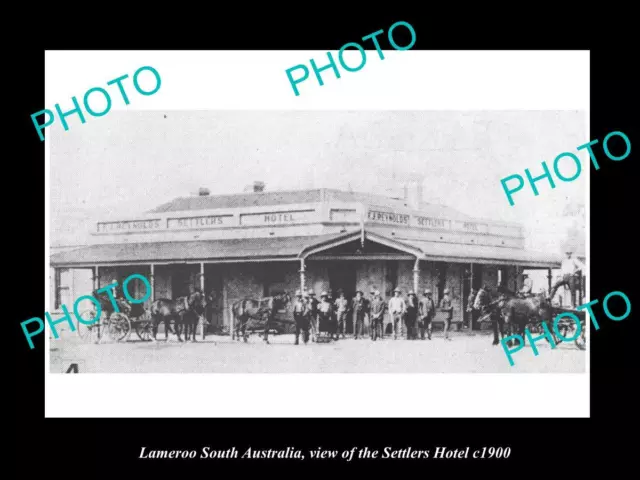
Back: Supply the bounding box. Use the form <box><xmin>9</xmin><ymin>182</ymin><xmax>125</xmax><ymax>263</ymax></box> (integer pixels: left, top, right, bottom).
<box><xmin>462</xmin><ymin>265</ymin><xmax>471</xmax><ymax>330</ymax></box>
<box><xmin>171</xmin><ymin>265</ymin><xmax>194</xmax><ymax>298</ymax></box>
<box><xmin>471</xmin><ymin>263</ymin><xmax>483</xmax><ymax>330</ymax></box>
<box><xmin>328</xmin><ymin>262</ymin><xmax>357</xmax><ymax>334</ymax></box>
<box><xmin>204</xmin><ymin>265</ymin><xmax>225</xmax><ymax>334</ymax></box>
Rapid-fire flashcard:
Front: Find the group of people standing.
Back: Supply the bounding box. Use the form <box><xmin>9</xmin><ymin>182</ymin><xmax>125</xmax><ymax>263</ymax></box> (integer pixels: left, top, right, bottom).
<box><xmin>291</xmin><ymin>287</ymin><xmax>455</xmax><ymax>345</ymax></box>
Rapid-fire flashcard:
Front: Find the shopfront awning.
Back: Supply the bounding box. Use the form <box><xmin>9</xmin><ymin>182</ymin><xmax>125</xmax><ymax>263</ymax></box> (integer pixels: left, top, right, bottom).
<box><xmin>299</xmin><ymin>229</ymin><xmax>560</xmax><ymax>269</ymax></box>
<box><xmin>51</xmin><ymin>229</ymin><xmax>561</xmax><ymax>269</ymax></box>
<box><xmin>402</xmin><ymin>238</ymin><xmax>560</xmax><ymax>268</ymax></box>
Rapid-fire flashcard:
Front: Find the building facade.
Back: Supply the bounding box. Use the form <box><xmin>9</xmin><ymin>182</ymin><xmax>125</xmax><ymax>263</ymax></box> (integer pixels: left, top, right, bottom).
<box><xmin>50</xmin><ymin>185</ymin><xmax>561</xmax><ymax>335</ymax></box>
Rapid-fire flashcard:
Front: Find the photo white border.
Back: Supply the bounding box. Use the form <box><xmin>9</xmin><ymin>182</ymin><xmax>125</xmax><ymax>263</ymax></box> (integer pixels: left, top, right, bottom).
<box><xmin>44</xmin><ymin>50</ymin><xmax>590</xmax><ymax>417</ymax></box>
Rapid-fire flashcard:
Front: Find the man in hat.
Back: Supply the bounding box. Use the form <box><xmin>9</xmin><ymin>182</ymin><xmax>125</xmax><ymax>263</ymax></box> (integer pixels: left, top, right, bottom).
<box><xmin>466</xmin><ymin>288</ymin><xmax>477</xmax><ymax>329</ymax></box>
<box><xmin>519</xmin><ymin>275</ymin><xmax>533</xmax><ymax>298</ymax></box>
<box><xmin>327</xmin><ymin>289</ymin><xmax>338</xmax><ymax>339</ymax></box>
<box><xmin>474</xmin><ymin>284</ymin><xmax>491</xmax><ymax>313</ymax></box>
<box><xmin>551</xmin><ymin>250</ymin><xmax>586</xmax><ymax>308</ymax></box>
<box><xmin>405</xmin><ymin>291</ymin><xmax>419</xmax><ymax>339</ymax></box>
<box><xmin>388</xmin><ymin>288</ymin><xmax>406</xmax><ymax>340</ymax></box>
<box><xmin>419</xmin><ymin>289</ymin><xmax>436</xmax><ymax>340</ymax></box>
<box><xmin>473</xmin><ymin>284</ymin><xmax>503</xmax><ymax>345</ymax></box>
<box><xmin>369</xmin><ymin>290</ymin><xmax>386</xmax><ymax>341</ymax></box>
<box><xmin>307</xmin><ymin>289</ymin><xmax>319</xmax><ymax>342</ymax></box>
<box><xmin>334</xmin><ymin>289</ymin><xmax>349</xmax><ymax>339</ymax></box>
<box><xmin>365</xmin><ymin>288</ymin><xmax>375</xmax><ymax>338</ymax></box>
<box><xmin>292</xmin><ymin>289</ymin><xmax>310</xmax><ymax>345</ymax></box>
<box><xmin>439</xmin><ymin>288</ymin><xmax>454</xmax><ymax>341</ymax></box>
<box><xmin>352</xmin><ymin>290</ymin><xmax>367</xmax><ymax>339</ymax></box>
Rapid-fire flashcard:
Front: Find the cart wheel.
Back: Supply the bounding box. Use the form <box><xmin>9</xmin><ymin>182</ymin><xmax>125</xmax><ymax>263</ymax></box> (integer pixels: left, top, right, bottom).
<box><xmin>525</xmin><ymin>322</ymin><xmax>539</xmax><ymax>335</ymax></box>
<box><xmin>77</xmin><ymin>308</ymin><xmax>101</xmax><ymax>343</ymax></box>
<box><xmin>575</xmin><ymin>322</ymin><xmax>586</xmax><ymax>350</ymax></box>
<box><xmin>135</xmin><ymin>321</ymin><xmax>154</xmax><ymax>341</ymax></box>
<box><xmin>106</xmin><ymin>313</ymin><xmax>131</xmax><ymax>342</ymax></box>
<box><xmin>555</xmin><ymin>319</ymin><xmax>583</xmax><ymax>348</ymax></box>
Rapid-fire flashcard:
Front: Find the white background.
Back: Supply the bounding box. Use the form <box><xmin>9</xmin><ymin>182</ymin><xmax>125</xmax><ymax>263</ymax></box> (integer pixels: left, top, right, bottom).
<box><xmin>45</xmin><ymin>50</ymin><xmax>590</xmax><ymax>417</ymax></box>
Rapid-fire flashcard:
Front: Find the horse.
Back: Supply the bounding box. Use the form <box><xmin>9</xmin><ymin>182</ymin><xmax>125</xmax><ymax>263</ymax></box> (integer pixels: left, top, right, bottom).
<box><xmin>180</xmin><ymin>290</ymin><xmax>207</xmax><ymax>342</ymax></box>
<box><xmin>150</xmin><ymin>297</ymin><xmax>185</xmax><ymax>341</ymax></box>
<box><xmin>498</xmin><ymin>287</ymin><xmax>556</xmax><ymax>347</ymax></box>
<box><xmin>476</xmin><ymin>296</ymin><xmax>507</xmax><ymax>346</ymax></box>
<box><xmin>150</xmin><ymin>291</ymin><xmax>207</xmax><ymax>342</ymax></box>
<box><xmin>231</xmin><ymin>293</ymin><xmax>292</xmax><ymax>344</ymax></box>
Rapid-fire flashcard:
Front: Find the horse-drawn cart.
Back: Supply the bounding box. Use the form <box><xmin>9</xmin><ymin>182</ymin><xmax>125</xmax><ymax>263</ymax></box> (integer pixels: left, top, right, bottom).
<box><xmin>76</xmin><ymin>301</ymin><xmax>154</xmax><ymax>343</ymax></box>
<box><xmin>524</xmin><ymin>305</ymin><xmax>586</xmax><ymax>351</ymax></box>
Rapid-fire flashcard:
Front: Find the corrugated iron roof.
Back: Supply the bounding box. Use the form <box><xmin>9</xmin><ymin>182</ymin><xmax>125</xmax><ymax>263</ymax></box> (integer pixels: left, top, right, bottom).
<box><xmin>50</xmin><ymin>233</ymin><xmax>346</xmax><ymax>266</ymax></box>
<box><xmin>399</xmin><ymin>237</ymin><xmax>560</xmax><ymax>268</ymax></box>
<box><xmin>148</xmin><ymin>188</ymin><xmax>474</xmax><ymax>221</ymax></box>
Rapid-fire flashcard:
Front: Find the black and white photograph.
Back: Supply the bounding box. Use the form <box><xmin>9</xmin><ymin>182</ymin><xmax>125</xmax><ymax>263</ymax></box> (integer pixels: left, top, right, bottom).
<box><xmin>49</xmin><ymin>110</ymin><xmax>587</xmax><ymax>375</ymax></box>
<box><xmin>39</xmin><ymin>50</ymin><xmax>597</xmax><ymax>421</ymax></box>
<box><xmin>13</xmin><ymin>16</ymin><xmax>638</xmax><ymax>477</ymax></box>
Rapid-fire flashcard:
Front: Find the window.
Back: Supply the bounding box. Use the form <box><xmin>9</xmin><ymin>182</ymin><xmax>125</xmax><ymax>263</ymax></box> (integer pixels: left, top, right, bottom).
<box><xmin>55</xmin><ymin>268</ymin><xmax>72</xmax><ymax>310</ymax></box>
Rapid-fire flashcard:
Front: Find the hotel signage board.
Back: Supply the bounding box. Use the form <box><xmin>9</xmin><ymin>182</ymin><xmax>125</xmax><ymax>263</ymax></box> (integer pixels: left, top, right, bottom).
<box><xmin>368</xmin><ymin>209</ymin><xmax>494</xmax><ymax>234</ymax></box>
<box><xmin>97</xmin><ymin>219</ymin><xmax>162</xmax><ymax>233</ymax></box>
<box><xmin>167</xmin><ymin>215</ymin><xmax>234</xmax><ymax>230</ymax></box>
<box><xmin>414</xmin><ymin>215</ymin><xmax>450</xmax><ymax>229</ymax></box>
<box><xmin>367</xmin><ymin>210</ymin><xmax>410</xmax><ymax>225</ymax></box>
<box><xmin>240</xmin><ymin>209</ymin><xmax>316</xmax><ymax>226</ymax></box>
<box><xmin>96</xmin><ymin>209</ymin><xmax>319</xmax><ymax>234</ymax></box>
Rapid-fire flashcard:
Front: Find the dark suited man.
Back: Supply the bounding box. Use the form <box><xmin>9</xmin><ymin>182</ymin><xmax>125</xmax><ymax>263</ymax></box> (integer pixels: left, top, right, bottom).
<box><xmin>292</xmin><ymin>290</ymin><xmax>310</xmax><ymax>345</ymax></box>
<box><xmin>334</xmin><ymin>290</ymin><xmax>349</xmax><ymax>339</ymax></box>
<box><xmin>405</xmin><ymin>291</ymin><xmax>419</xmax><ymax>339</ymax></box>
<box><xmin>419</xmin><ymin>289</ymin><xmax>436</xmax><ymax>340</ymax></box>
<box><xmin>439</xmin><ymin>288</ymin><xmax>454</xmax><ymax>341</ymax></box>
<box><xmin>327</xmin><ymin>289</ymin><xmax>337</xmax><ymax>339</ymax></box>
<box><xmin>369</xmin><ymin>290</ymin><xmax>386</xmax><ymax>341</ymax></box>
<box><xmin>307</xmin><ymin>289</ymin><xmax>319</xmax><ymax>342</ymax></box>
<box><xmin>352</xmin><ymin>290</ymin><xmax>367</xmax><ymax>339</ymax></box>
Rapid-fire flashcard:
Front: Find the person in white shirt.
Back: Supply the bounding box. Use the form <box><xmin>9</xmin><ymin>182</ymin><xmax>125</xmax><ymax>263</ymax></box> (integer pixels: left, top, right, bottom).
<box><xmin>388</xmin><ymin>288</ymin><xmax>406</xmax><ymax>340</ymax></box>
<box><xmin>519</xmin><ymin>275</ymin><xmax>533</xmax><ymax>297</ymax></box>
<box><xmin>551</xmin><ymin>250</ymin><xmax>586</xmax><ymax>307</ymax></box>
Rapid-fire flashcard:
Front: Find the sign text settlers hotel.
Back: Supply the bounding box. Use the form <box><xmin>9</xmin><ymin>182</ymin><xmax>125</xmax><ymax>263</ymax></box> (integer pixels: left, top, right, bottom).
<box><xmin>96</xmin><ymin>210</ymin><xmax>314</xmax><ymax>233</ymax></box>
<box><xmin>368</xmin><ymin>210</ymin><xmax>409</xmax><ymax>225</ymax></box>
<box><xmin>367</xmin><ymin>209</ymin><xmax>490</xmax><ymax>233</ymax></box>
<box><xmin>95</xmin><ymin>208</ymin><xmax>507</xmax><ymax>235</ymax></box>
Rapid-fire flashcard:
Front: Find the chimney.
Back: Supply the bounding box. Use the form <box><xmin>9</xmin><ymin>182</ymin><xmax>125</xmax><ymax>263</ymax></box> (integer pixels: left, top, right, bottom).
<box><xmin>198</xmin><ymin>187</ymin><xmax>210</xmax><ymax>196</ymax></box>
<box><xmin>404</xmin><ymin>179</ymin><xmax>423</xmax><ymax>209</ymax></box>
